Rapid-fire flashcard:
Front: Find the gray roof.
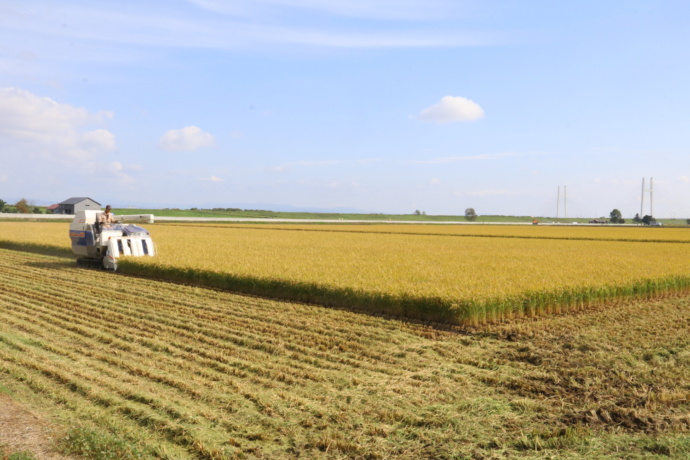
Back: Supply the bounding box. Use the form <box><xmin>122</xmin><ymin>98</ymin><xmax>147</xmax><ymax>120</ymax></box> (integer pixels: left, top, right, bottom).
<box><xmin>59</xmin><ymin>197</ymin><xmax>101</xmax><ymax>205</ymax></box>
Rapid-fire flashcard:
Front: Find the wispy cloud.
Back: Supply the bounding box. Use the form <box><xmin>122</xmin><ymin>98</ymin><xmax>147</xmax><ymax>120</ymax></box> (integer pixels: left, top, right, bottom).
<box><xmin>0</xmin><ymin>1</ymin><xmax>508</xmax><ymax>55</ymax></box>
<box><xmin>357</xmin><ymin>158</ymin><xmax>382</xmax><ymax>165</ymax></box>
<box><xmin>188</xmin><ymin>0</ymin><xmax>461</xmax><ymax>21</ymax></box>
<box><xmin>158</xmin><ymin>126</ymin><xmax>215</xmax><ymax>152</ymax></box>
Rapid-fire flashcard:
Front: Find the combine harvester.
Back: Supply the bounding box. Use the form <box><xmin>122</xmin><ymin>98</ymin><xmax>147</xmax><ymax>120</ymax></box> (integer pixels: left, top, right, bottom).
<box><xmin>69</xmin><ymin>210</ymin><xmax>156</xmax><ymax>271</ymax></box>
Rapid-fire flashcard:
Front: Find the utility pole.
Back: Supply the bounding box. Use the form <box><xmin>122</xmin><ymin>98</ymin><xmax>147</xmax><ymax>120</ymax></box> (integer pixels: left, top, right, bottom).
<box><xmin>564</xmin><ymin>185</ymin><xmax>567</xmax><ymax>219</ymax></box>
<box><xmin>556</xmin><ymin>186</ymin><xmax>560</xmax><ymax>218</ymax></box>
<box><xmin>640</xmin><ymin>177</ymin><xmax>654</xmax><ymax>218</ymax></box>
<box><xmin>650</xmin><ymin>177</ymin><xmax>654</xmax><ymax>218</ymax></box>
<box><xmin>640</xmin><ymin>178</ymin><xmax>645</xmax><ymax>219</ymax></box>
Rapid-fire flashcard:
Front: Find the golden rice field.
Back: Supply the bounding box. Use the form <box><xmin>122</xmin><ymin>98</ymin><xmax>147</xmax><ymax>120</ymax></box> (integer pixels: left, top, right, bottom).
<box><xmin>168</xmin><ymin>222</ymin><xmax>690</xmax><ymax>242</ymax></box>
<box><xmin>1</xmin><ymin>249</ymin><xmax>689</xmax><ymax>459</ymax></box>
<box><xmin>1</xmin><ymin>221</ymin><xmax>689</xmax><ymax>324</ymax></box>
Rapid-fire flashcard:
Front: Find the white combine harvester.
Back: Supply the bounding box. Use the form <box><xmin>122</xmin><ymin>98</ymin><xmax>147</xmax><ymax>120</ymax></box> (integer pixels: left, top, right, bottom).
<box><xmin>69</xmin><ymin>210</ymin><xmax>156</xmax><ymax>271</ymax></box>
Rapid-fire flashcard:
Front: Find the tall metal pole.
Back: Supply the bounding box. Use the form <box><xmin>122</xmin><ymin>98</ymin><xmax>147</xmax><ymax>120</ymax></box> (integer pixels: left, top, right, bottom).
<box><xmin>650</xmin><ymin>177</ymin><xmax>654</xmax><ymax>218</ymax></box>
<box><xmin>556</xmin><ymin>186</ymin><xmax>560</xmax><ymax>218</ymax></box>
<box><xmin>640</xmin><ymin>178</ymin><xmax>645</xmax><ymax>218</ymax></box>
<box><xmin>564</xmin><ymin>185</ymin><xmax>567</xmax><ymax>219</ymax></box>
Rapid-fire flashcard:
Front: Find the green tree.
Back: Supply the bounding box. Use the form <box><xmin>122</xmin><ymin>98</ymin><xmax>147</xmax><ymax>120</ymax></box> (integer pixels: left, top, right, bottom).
<box><xmin>609</xmin><ymin>209</ymin><xmax>623</xmax><ymax>224</ymax></box>
<box><xmin>633</xmin><ymin>213</ymin><xmax>642</xmax><ymax>223</ymax></box>
<box><xmin>642</xmin><ymin>215</ymin><xmax>654</xmax><ymax>225</ymax></box>
<box><xmin>465</xmin><ymin>208</ymin><xmax>477</xmax><ymax>222</ymax></box>
<box><xmin>0</xmin><ymin>198</ymin><xmax>6</xmax><ymax>212</ymax></box>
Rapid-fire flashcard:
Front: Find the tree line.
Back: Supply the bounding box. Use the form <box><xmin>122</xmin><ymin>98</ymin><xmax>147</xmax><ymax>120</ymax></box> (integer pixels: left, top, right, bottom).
<box><xmin>0</xmin><ymin>198</ymin><xmax>43</xmax><ymax>214</ymax></box>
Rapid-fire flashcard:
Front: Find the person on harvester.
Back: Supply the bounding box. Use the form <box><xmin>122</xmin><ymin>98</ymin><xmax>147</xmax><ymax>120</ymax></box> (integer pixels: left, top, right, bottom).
<box><xmin>99</xmin><ymin>205</ymin><xmax>117</xmax><ymax>228</ymax></box>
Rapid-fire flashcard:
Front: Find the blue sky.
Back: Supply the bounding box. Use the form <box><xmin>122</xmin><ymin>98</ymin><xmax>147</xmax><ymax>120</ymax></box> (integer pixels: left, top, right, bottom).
<box><xmin>1</xmin><ymin>0</ymin><xmax>689</xmax><ymax>217</ymax></box>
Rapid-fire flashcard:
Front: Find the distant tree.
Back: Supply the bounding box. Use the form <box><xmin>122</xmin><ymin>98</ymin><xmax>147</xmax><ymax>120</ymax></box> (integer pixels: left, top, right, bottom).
<box><xmin>686</xmin><ymin>218</ymin><xmax>690</xmax><ymax>225</ymax></box>
<box><xmin>641</xmin><ymin>215</ymin><xmax>654</xmax><ymax>225</ymax></box>
<box><xmin>15</xmin><ymin>198</ymin><xmax>30</xmax><ymax>214</ymax></box>
<box><xmin>633</xmin><ymin>213</ymin><xmax>642</xmax><ymax>223</ymax></box>
<box><xmin>465</xmin><ymin>208</ymin><xmax>477</xmax><ymax>222</ymax></box>
<box><xmin>0</xmin><ymin>199</ymin><xmax>6</xmax><ymax>212</ymax></box>
<box><xmin>32</xmin><ymin>207</ymin><xmax>42</xmax><ymax>214</ymax></box>
<box><xmin>414</xmin><ymin>210</ymin><xmax>421</xmax><ymax>215</ymax></box>
<box><xmin>609</xmin><ymin>209</ymin><xmax>623</xmax><ymax>224</ymax></box>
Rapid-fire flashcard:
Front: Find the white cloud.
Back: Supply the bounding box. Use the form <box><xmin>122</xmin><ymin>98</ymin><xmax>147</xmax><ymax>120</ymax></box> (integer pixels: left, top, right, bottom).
<box><xmin>201</xmin><ymin>175</ymin><xmax>224</xmax><ymax>182</ymax></box>
<box><xmin>0</xmin><ymin>87</ymin><xmax>115</xmax><ymax>160</ymax></box>
<box><xmin>430</xmin><ymin>178</ymin><xmax>441</xmax><ymax>185</ymax></box>
<box><xmin>158</xmin><ymin>126</ymin><xmax>215</xmax><ymax>152</ymax></box>
<box><xmin>417</xmin><ymin>95</ymin><xmax>484</xmax><ymax>123</ymax></box>
<box><xmin>80</xmin><ymin>129</ymin><xmax>116</xmax><ymax>154</ymax></box>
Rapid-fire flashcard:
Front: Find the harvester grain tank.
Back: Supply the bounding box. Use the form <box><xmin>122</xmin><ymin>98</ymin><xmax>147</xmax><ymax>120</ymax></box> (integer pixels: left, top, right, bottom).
<box><xmin>69</xmin><ymin>210</ymin><xmax>156</xmax><ymax>271</ymax></box>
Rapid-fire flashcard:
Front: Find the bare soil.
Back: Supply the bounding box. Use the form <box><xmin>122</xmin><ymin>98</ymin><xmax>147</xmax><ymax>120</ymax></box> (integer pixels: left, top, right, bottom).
<box><xmin>0</xmin><ymin>394</ymin><xmax>72</xmax><ymax>460</ymax></box>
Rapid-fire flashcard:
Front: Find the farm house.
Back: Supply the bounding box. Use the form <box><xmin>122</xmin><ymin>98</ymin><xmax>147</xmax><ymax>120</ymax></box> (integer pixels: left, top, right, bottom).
<box><xmin>55</xmin><ymin>197</ymin><xmax>101</xmax><ymax>215</ymax></box>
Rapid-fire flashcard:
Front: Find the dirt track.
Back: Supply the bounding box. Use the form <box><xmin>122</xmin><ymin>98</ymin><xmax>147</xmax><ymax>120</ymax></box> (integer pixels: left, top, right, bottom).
<box><xmin>0</xmin><ymin>394</ymin><xmax>71</xmax><ymax>459</ymax></box>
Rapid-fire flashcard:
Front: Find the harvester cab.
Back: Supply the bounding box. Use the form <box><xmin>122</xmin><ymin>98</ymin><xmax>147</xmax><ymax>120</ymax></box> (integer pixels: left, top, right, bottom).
<box><xmin>69</xmin><ymin>210</ymin><xmax>156</xmax><ymax>271</ymax></box>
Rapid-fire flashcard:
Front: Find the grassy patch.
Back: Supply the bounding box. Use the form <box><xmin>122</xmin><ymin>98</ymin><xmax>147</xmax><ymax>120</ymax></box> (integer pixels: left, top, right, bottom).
<box><xmin>0</xmin><ymin>447</ymin><xmax>37</xmax><ymax>460</ymax></box>
<box><xmin>59</xmin><ymin>426</ymin><xmax>150</xmax><ymax>460</ymax></box>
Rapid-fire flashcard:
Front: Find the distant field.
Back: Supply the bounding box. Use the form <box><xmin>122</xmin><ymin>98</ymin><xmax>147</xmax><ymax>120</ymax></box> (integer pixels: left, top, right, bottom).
<box><xmin>1</xmin><ymin>221</ymin><xmax>690</xmax><ymax>325</ymax></box>
<box><xmin>103</xmin><ymin>208</ymin><xmax>688</xmax><ymax>225</ymax></box>
<box><xmin>4</xmin><ymin>206</ymin><xmax>689</xmax><ymax>226</ymax></box>
<box><xmin>1</xmin><ymin>249</ymin><xmax>688</xmax><ymax>459</ymax></box>
<box><xmin>111</xmin><ymin>208</ymin><xmax>546</xmax><ymax>222</ymax></box>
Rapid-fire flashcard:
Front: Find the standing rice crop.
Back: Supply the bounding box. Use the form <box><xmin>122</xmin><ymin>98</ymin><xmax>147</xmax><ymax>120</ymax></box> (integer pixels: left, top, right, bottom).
<box><xmin>123</xmin><ymin>224</ymin><xmax>690</xmax><ymax>324</ymax></box>
<box><xmin>2</xmin><ymin>220</ymin><xmax>690</xmax><ymax>324</ymax></box>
